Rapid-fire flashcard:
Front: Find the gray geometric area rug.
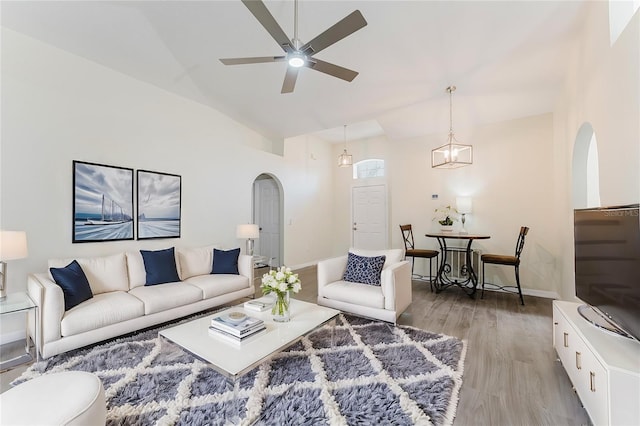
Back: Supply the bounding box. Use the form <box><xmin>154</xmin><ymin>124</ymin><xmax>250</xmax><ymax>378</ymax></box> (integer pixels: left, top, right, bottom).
<box><xmin>14</xmin><ymin>314</ymin><xmax>466</xmax><ymax>426</ymax></box>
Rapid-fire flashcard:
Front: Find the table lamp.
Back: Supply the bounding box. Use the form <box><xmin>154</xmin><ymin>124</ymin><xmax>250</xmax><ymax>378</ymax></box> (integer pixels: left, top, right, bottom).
<box><xmin>236</xmin><ymin>224</ymin><xmax>259</xmax><ymax>256</ymax></box>
<box><xmin>456</xmin><ymin>197</ymin><xmax>472</xmax><ymax>234</ymax></box>
<box><xmin>0</xmin><ymin>231</ymin><xmax>28</xmax><ymax>299</ymax></box>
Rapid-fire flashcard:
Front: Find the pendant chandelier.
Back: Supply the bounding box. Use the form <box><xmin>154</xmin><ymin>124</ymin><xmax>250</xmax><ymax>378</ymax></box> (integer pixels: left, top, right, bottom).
<box><xmin>431</xmin><ymin>86</ymin><xmax>473</xmax><ymax>169</ymax></box>
<box><xmin>338</xmin><ymin>124</ymin><xmax>353</xmax><ymax>167</ymax></box>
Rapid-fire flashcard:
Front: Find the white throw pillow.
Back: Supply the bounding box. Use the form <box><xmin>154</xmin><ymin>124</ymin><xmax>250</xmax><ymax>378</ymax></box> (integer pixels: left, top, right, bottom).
<box><xmin>125</xmin><ymin>252</ymin><xmax>147</xmax><ymax>289</ymax></box>
<box><xmin>177</xmin><ymin>245</ymin><xmax>217</xmax><ymax>280</ymax></box>
<box><xmin>48</xmin><ymin>253</ymin><xmax>128</xmax><ymax>295</ymax></box>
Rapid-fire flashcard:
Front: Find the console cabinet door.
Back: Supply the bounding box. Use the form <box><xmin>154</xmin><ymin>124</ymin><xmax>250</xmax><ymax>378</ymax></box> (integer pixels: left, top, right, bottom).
<box><xmin>575</xmin><ymin>344</ymin><xmax>608</xmax><ymax>426</ymax></box>
<box><xmin>553</xmin><ymin>306</ymin><xmax>576</xmax><ymax>382</ymax></box>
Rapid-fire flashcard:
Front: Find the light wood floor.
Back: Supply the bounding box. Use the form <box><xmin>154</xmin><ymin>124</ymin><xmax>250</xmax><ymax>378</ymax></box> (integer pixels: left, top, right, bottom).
<box><xmin>1</xmin><ymin>265</ymin><xmax>590</xmax><ymax>425</ymax></box>
<box><xmin>294</xmin><ymin>266</ymin><xmax>590</xmax><ymax>426</ymax></box>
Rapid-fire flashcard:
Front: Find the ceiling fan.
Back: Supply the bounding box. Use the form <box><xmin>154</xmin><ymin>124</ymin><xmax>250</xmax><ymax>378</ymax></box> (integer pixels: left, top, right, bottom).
<box><xmin>220</xmin><ymin>0</ymin><xmax>367</xmax><ymax>94</ymax></box>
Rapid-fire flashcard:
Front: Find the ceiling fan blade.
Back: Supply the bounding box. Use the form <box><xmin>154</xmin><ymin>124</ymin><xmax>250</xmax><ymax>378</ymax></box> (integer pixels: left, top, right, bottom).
<box><xmin>241</xmin><ymin>0</ymin><xmax>293</xmax><ymax>52</ymax></box>
<box><xmin>281</xmin><ymin>67</ymin><xmax>299</xmax><ymax>94</ymax></box>
<box><xmin>220</xmin><ymin>56</ymin><xmax>285</xmax><ymax>65</ymax></box>
<box><xmin>300</xmin><ymin>10</ymin><xmax>367</xmax><ymax>56</ymax></box>
<box><xmin>306</xmin><ymin>59</ymin><xmax>359</xmax><ymax>82</ymax></box>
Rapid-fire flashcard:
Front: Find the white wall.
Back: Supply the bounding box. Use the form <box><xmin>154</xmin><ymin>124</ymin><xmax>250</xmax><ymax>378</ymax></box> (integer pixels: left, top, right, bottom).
<box><xmin>282</xmin><ymin>134</ymin><xmax>335</xmax><ymax>267</ymax></box>
<box><xmin>0</xmin><ymin>29</ymin><xmax>335</xmax><ymax>338</ymax></box>
<box><xmin>333</xmin><ymin>114</ymin><xmax>559</xmax><ymax>296</ymax></box>
<box><xmin>553</xmin><ymin>3</ymin><xmax>640</xmax><ymax>300</ymax></box>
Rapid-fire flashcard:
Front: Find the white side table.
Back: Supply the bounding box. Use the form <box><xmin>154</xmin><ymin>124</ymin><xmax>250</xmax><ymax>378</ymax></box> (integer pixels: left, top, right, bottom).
<box><xmin>0</xmin><ymin>292</ymin><xmax>39</xmax><ymax>371</ymax></box>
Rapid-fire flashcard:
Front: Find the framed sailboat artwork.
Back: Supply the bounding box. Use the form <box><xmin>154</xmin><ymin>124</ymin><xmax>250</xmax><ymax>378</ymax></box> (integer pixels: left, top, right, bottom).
<box><xmin>136</xmin><ymin>170</ymin><xmax>181</xmax><ymax>240</ymax></box>
<box><xmin>72</xmin><ymin>161</ymin><xmax>134</xmax><ymax>243</ymax></box>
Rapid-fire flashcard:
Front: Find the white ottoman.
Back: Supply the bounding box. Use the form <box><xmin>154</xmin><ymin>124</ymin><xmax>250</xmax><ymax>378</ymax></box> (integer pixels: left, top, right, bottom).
<box><xmin>0</xmin><ymin>371</ymin><xmax>106</xmax><ymax>425</ymax></box>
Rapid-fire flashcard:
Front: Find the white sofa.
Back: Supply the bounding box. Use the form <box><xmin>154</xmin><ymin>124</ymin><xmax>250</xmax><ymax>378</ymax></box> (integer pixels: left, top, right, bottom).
<box><xmin>317</xmin><ymin>248</ymin><xmax>411</xmax><ymax>324</ymax></box>
<box><xmin>27</xmin><ymin>246</ymin><xmax>254</xmax><ymax>358</ymax></box>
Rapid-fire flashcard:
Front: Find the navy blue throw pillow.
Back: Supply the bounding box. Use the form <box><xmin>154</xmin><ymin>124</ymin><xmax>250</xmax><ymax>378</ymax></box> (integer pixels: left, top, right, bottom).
<box><xmin>50</xmin><ymin>260</ymin><xmax>94</xmax><ymax>311</ymax></box>
<box><xmin>211</xmin><ymin>248</ymin><xmax>240</xmax><ymax>275</ymax></box>
<box><xmin>343</xmin><ymin>252</ymin><xmax>386</xmax><ymax>286</ymax></box>
<box><xmin>140</xmin><ymin>247</ymin><xmax>180</xmax><ymax>286</ymax></box>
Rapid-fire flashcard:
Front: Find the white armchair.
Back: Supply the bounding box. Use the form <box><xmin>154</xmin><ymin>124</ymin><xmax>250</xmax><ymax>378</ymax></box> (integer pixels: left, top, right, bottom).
<box><xmin>317</xmin><ymin>248</ymin><xmax>412</xmax><ymax>324</ymax></box>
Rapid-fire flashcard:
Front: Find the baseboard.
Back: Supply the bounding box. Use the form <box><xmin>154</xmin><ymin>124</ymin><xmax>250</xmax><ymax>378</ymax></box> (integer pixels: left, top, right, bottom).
<box><xmin>289</xmin><ymin>260</ymin><xmax>318</xmax><ymax>271</ymax></box>
<box><xmin>0</xmin><ymin>330</ymin><xmax>26</xmax><ymax>346</ymax></box>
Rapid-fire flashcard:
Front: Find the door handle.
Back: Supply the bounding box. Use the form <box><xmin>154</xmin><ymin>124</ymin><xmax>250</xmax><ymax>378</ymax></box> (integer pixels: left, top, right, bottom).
<box><xmin>563</xmin><ymin>332</ymin><xmax>569</xmax><ymax>348</ymax></box>
<box><xmin>575</xmin><ymin>352</ymin><xmax>581</xmax><ymax>370</ymax></box>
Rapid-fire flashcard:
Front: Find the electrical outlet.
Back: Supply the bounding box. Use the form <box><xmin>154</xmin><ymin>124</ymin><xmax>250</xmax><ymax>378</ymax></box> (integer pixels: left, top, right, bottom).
<box><xmin>432</xmin><ymin>194</ymin><xmax>439</xmax><ymax>199</ymax></box>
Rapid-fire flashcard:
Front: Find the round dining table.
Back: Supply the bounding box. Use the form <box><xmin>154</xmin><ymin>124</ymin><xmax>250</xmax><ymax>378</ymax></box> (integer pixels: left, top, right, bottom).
<box><xmin>425</xmin><ymin>232</ymin><xmax>490</xmax><ymax>297</ymax></box>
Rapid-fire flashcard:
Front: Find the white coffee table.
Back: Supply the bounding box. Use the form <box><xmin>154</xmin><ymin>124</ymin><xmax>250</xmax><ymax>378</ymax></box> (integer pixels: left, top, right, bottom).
<box><xmin>159</xmin><ymin>299</ymin><xmax>340</xmax><ymax>379</ymax></box>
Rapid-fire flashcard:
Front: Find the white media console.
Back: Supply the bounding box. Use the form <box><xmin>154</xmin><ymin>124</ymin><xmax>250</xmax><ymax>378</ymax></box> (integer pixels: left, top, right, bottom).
<box><xmin>553</xmin><ymin>300</ymin><xmax>640</xmax><ymax>425</ymax></box>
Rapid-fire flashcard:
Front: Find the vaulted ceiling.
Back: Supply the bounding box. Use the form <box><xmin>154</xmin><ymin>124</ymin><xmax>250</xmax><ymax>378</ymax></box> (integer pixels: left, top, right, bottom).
<box><xmin>1</xmin><ymin>1</ymin><xmax>588</xmax><ymax>142</ymax></box>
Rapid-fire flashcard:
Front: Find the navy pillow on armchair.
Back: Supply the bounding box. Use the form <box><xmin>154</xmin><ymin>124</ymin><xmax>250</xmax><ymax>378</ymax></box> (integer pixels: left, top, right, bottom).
<box><xmin>50</xmin><ymin>260</ymin><xmax>94</xmax><ymax>311</ymax></box>
<box><xmin>211</xmin><ymin>248</ymin><xmax>240</xmax><ymax>275</ymax></box>
<box><xmin>140</xmin><ymin>247</ymin><xmax>180</xmax><ymax>285</ymax></box>
<box><xmin>342</xmin><ymin>252</ymin><xmax>386</xmax><ymax>286</ymax></box>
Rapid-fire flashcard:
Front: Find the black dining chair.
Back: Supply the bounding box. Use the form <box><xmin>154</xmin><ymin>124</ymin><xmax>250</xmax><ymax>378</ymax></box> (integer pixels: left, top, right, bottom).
<box><xmin>399</xmin><ymin>224</ymin><xmax>439</xmax><ymax>290</ymax></box>
<box><xmin>481</xmin><ymin>226</ymin><xmax>529</xmax><ymax>305</ymax></box>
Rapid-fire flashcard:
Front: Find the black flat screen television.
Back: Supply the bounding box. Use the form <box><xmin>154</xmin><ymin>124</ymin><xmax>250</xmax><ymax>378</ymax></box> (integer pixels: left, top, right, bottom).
<box><xmin>574</xmin><ymin>204</ymin><xmax>640</xmax><ymax>341</ymax></box>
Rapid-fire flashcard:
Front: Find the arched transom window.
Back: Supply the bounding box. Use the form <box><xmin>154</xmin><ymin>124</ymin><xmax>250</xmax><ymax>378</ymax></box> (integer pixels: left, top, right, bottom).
<box><xmin>353</xmin><ymin>159</ymin><xmax>385</xmax><ymax>179</ymax></box>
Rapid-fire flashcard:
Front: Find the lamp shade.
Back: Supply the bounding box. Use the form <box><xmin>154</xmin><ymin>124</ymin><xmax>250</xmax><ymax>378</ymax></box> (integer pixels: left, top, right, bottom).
<box><xmin>236</xmin><ymin>224</ymin><xmax>259</xmax><ymax>239</ymax></box>
<box><xmin>456</xmin><ymin>197</ymin><xmax>473</xmax><ymax>214</ymax></box>
<box><xmin>0</xmin><ymin>231</ymin><xmax>28</xmax><ymax>260</ymax></box>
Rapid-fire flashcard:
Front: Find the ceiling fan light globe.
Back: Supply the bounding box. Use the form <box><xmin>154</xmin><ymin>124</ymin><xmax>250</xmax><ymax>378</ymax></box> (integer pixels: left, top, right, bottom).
<box><xmin>288</xmin><ymin>56</ymin><xmax>305</xmax><ymax>68</ymax></box>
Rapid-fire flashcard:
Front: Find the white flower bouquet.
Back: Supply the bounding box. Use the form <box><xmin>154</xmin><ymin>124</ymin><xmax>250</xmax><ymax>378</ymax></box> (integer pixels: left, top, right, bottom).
<box><xmin>261</xmin><ymin>266</ymin><xmax>301</xmax><ymax>320</ymax></box>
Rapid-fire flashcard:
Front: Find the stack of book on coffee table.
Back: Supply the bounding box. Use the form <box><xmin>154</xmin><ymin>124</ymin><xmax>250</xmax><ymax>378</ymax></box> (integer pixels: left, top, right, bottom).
<box><xmin>208</xmin><ymin>312</ymin><xmax>266</xmax><ymax>345</ymax></box>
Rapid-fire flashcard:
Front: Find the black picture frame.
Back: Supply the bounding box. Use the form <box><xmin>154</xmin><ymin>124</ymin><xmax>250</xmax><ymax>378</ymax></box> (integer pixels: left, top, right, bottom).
<box><xmin>137</xmin><ymin>169</ymin><xmax>182</xmax><ymax>240</ymax></box>
<box><xmin>73</xmin><ymin>160</ymin><xmax>134</xmax><ymax>243</ymax></box>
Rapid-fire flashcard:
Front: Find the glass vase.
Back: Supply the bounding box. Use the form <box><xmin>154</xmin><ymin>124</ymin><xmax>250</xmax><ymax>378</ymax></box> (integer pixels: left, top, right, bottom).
<box><xmin>272</xmin><ymin>290</ymin><xmax>290</xmax><ymax>322</ymax></box>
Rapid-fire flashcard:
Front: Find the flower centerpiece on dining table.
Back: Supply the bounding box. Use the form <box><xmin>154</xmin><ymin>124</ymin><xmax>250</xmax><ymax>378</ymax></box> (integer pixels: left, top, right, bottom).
<box><xmin>261</xmin><ymin>266</ymin><xmax>302</xmax><ymax>322</ymax></box>
<box><xmin>433</xmin><ymin>205</ymin><xmax>459</xmax><ymax>231</ymax></box>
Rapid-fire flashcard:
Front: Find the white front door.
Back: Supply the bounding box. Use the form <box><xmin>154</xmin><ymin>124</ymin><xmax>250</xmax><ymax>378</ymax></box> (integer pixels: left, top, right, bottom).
<box><xmin>352</xmin><ymin>185</ymin><xmax>387</xmax><ymax>249</ymax></box>
<box><xmin>254</xmin><ymin>177</ymin><xmax>281</xmax><ymax>267</ymax></box>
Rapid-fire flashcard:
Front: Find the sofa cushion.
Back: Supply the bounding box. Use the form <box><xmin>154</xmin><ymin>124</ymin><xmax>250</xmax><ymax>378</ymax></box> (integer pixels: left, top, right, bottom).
<box><xmin>185</xmin><ymin>274</ymin><xmax>250</xmax><ymax>299</ymax></box>
<box><xmin>50</xmin><ymin>260</ymin><xmax>94</xmax><ymax>311</ymax></box>
<box><xmin>140</xmin><ymin>248</ymin><xmax>180</xmax><ymax>286</ymax></box>
<box><xmin>61</xmin><ymin>292</ymin><xmax>144</xmax><ymax>336</ymax></box>
<box><xmin>322</xmin><ymin>281</ymin><xmax>384</xmax><ymax>309</ymax></box>
<box><xmin>343</xmin><ymin>252</ymin><xmax>386</xmax><ymax>286</ymax></box>
<box><xmin>211</xmin><ymin>248</ymin><xmax>240</xmax><ymax>275</ymax></box>
<box><xmin>177</xmin><ymin>245</ymin><xmax>216</xmax><ymax>280</ymax></box>
<box><xmin>49</xmin><ymin>253</ymin><xmax>129</xmax><ymax>295</ymax></box>
<box><xmin>349</xmin><ymin>248</ymin><xmax>404</xmax><ymax>269</ymax></box>
<box><xmin>128</xmin><ymin>282</ymin><xmax>202</xmax><ymax>315</ymax></box>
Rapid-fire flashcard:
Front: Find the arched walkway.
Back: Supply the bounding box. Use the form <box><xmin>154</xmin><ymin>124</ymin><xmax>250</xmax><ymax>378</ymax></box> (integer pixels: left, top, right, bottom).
<box><xmin>572</xmin><ymin>122</ymin><xmax>601</xmax><ymax>208</ymax></box>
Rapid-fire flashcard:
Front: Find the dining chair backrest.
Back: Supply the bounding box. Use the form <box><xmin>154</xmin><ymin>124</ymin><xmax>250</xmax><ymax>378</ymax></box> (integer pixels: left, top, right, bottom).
<box><xmin>515</xmin><ymin>226</ymin><xmax>530</xmax><ymax>259</ymax></box>
<box><xmin>399</xmin><ymin>225</ymin><xmax>415</xmax><ymax>251</ymax></box>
